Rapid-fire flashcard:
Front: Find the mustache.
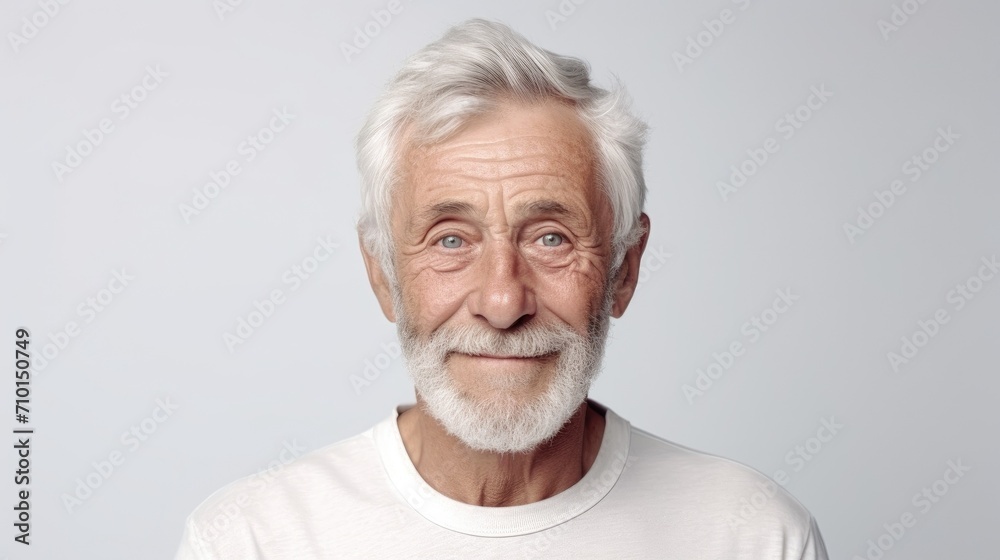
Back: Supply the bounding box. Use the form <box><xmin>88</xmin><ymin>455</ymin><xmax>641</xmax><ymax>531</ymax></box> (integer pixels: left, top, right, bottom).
<box><xmin>409</xmin><ymin>321</ymin><xmax>584</xmax><ymax>359</ymax></box>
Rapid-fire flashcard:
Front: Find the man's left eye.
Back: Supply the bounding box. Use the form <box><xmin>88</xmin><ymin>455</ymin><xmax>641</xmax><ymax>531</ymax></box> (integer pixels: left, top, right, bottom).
<box><xmin>440</xmin><ymin>235</ymin><xmax>463</xmax><ymax>249</ymax></box>
<box><xmin>539</xmin><ymin>233</ymin><xmax>564</xmax><ymax>247</ymax></box>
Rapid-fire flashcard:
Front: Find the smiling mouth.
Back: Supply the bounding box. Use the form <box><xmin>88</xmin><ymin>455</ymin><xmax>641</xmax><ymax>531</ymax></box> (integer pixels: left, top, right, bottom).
<box><xmin>455</xmin><ymin>352</ymin><xmax>557</xmax><ymax>361</ymax></box>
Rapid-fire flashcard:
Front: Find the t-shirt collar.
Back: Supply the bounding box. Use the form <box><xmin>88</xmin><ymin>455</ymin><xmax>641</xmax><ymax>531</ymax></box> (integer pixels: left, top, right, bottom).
<box><xmin>373</xmin><ymin>398</ymin><xmax>632</xmax><ymax>537</ymax></box>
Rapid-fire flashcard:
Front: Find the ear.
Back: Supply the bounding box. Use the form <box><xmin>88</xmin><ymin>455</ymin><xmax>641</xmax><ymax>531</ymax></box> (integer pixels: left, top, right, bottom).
<box><xmin>358</xmin><ymin>235</ymin><xmax>397</xmax><ymax>323</ymax></box>
<box><xmin>609</xmin><ymin>213</ymin><xmax>651</xmax><ymax>318</ymax></box>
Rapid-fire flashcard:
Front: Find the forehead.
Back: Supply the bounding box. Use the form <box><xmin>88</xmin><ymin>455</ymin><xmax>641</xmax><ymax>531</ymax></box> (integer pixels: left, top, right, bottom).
<box><xmin>397</xmin><ymin>100</ymin><xmax>599</xmax><ymax>210</ymax></box>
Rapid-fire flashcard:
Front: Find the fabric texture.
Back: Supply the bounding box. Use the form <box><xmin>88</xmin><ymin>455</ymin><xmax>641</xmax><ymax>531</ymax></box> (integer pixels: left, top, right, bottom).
<box><xmin>174</xmin><ymin>400</ymin><xmax>829</xmax><ymax>559</ymax></box>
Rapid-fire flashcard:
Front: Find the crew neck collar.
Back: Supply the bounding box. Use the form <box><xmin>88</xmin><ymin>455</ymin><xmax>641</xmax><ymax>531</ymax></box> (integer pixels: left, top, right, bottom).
<box><xmin>372</xmin><ymin>399</ymin><xmax>632</xmax><ymax>537</ymax></box>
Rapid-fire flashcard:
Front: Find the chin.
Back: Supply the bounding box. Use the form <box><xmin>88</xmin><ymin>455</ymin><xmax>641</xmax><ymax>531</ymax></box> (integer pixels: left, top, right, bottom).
<box><xmin>414</xmin><ymin>352</ymin><xmax>599</xmax><ymax>454</ymax></box>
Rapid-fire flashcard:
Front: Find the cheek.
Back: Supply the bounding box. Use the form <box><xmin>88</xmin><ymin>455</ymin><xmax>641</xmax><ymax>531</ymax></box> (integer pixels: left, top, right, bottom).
<box><xmin>400</xmin><ymin>267</ymin><xmax>468</xmax><ymax>328</ymax></box>
<box><xmin>535</xmin><ymin>264</ymin><xmax>608</xmax><ymax>324</ymax></box>
<box><xmin>553</xmin><ymin>253</ymin><xmax>607</xmax><ymax>291</ymax></box>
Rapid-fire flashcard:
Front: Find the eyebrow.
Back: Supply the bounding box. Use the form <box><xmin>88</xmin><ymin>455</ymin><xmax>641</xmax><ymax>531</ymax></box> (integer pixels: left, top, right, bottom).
<box><xmin>417</xmin><ymin>200</ymin><xmax>478</xmax><ymax>225</ymax></box>
<box><xmin>517</xmin><ymin>200</ymin><xmax>573</xmax><ymax>220</ymax></box>
<box><xmin>416</xmin><ymin>199</ymin><xmax>574</xmax><ymax>226</ymax></box>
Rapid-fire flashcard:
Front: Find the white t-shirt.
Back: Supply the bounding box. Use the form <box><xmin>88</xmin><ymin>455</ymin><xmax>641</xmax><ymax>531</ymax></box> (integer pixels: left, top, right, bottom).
<box><xmin>175</xmin><ymin>401</ymin><xmax>828</xmax><ymax>559</ymax></box>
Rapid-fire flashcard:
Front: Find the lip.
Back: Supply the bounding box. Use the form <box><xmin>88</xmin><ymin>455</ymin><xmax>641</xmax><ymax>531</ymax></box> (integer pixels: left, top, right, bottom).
<box><xmin>455</xmin><ymin>352</ymin><xmax>555</xmax><ymax>361</ymax></box>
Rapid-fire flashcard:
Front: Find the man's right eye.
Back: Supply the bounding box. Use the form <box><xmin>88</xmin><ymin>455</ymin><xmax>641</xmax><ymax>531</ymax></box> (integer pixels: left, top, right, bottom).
<box><xmin>439</xmin><ymin>235</ymin><xmax>463</xmax><ymax>249</ymax></box>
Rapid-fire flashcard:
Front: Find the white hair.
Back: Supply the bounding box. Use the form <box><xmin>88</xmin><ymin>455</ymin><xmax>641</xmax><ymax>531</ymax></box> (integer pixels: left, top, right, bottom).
<box><xmin>355</xmin><ymin>18</ymin><xmax>648</xmax><ymax>284</ymax></box>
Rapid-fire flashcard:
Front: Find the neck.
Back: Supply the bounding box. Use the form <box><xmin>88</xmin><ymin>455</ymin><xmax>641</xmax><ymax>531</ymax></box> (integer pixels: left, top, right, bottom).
<box><xmin>396</xmin><ymin>398</ymin><xmax>606</xmax><ymax>507</ymax></box>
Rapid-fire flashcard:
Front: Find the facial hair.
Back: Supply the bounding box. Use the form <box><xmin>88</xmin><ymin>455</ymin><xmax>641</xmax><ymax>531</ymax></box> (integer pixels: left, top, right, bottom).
<box><xmin>393</xmin><ymin>283</ymin><xmax>615</xmax><ymax>454</ymax></box>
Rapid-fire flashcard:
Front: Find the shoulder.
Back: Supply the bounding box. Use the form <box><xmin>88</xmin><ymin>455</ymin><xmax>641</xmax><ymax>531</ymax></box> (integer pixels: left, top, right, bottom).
<box><xmin>620</xmin><ymin>424</ymin><xmax>821</xmax><ymax>548</ymax></box>
<box><xmin>178</xmin><ymin>428</ymin><xmax>384</xmax><ymax>556</ymax></box>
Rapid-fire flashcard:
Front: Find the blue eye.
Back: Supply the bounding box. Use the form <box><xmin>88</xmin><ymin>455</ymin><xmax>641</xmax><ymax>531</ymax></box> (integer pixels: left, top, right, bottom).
<box><xmin>540</xmin><ymin>233</ymin><xmax>564</xmax><ymax>247</ymax></box>
<box><xmin>440</xmin><ymin>235</ymin><xmax>463</xmax><ymax>248</ymax></box>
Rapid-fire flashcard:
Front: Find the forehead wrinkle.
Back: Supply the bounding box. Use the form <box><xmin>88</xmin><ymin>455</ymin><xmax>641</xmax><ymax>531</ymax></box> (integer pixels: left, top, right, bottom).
<box><xmin>397</xmin><ymin>102</ymin><xmax>602</xmax><ymax>244</ymax></box>
<box><xmin>433</xmin><ymin>134</ymin><xmax>581</xmax><ymax>157</ymax></box>
<box><xmin>420</xmin><ymin>156</ymin><xmax>587</xmax><ymax>186</ymax></box>
<box><xmin>403</xmin><ymin>166</ymin><xmax>599</xmax><ymax>239</ymax></box>
<box><xmin>416</xmin><ymin>135</ymin><xmax>592</xmax><ymax>179</ymax></box>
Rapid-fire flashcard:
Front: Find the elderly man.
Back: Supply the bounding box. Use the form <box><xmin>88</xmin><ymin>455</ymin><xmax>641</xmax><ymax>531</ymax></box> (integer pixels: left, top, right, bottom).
<box><xmin>175</xmin><ymin>19</ymin><xmax>828</xmax><ymax>559</ymax></box>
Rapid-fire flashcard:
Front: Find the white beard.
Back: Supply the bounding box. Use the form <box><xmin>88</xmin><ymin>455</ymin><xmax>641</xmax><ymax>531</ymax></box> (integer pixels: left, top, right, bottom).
<box><xmin>394</xmin><ymin>285</ymin><xmax>614</xmax><ymax>454</ymax></box>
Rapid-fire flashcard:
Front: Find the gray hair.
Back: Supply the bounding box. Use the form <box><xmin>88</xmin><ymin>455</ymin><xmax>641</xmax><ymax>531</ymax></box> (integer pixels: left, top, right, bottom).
<box><xmin>355</xmin><ymin>18</ymin><xmax>648</xmax><ymax>286</ymax></box>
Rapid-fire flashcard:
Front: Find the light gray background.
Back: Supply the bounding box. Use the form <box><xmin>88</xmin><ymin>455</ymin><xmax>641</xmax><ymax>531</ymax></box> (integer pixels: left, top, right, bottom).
<box><xmin>1</xmin><ymin>0</ymin><xmax>997</xmax><ymax>558</ymax></box>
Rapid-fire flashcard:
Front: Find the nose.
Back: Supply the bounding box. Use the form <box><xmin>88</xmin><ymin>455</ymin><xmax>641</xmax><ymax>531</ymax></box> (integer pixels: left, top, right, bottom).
<box><xmin>466</xmin><ymin>240</ymin><xmax>536</xmax><ymax>330</ymax></box>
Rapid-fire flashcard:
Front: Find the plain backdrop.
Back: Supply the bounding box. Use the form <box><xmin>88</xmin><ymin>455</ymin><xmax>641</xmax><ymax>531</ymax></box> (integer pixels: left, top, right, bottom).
<box><xmin>1</xmin><ymin>0</ymin><xmax>998</xmax><ymax>558</ymax></box>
